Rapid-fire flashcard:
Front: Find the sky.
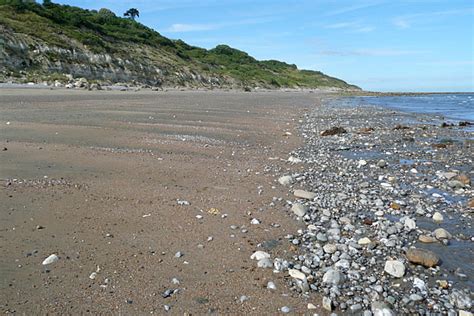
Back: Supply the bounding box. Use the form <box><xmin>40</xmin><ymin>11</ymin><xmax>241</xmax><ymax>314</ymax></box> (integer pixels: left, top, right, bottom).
<box><xmin>54</xmin><ymin>0</ymin><xmax>474</xmax><ymax>92</ymax></box>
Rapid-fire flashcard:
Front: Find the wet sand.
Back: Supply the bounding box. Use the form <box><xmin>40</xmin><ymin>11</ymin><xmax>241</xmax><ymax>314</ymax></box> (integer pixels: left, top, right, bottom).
<box><xmin>0</xmin><ymin>89</ymin><xmax>324</xmax><ymax>314</ymax></box>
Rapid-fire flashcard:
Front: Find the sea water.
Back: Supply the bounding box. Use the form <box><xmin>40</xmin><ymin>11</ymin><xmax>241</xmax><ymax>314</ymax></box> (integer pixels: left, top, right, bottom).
<box><xmin>344</xmin><ymin>93</ymin><xmax>474</xmax><ymax>122</ymax></box>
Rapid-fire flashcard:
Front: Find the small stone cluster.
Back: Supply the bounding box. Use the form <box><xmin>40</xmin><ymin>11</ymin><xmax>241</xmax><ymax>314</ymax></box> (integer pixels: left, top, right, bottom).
<box><xmin>259</xmin><ymin>102</ymin><xmax>473</xmax><ymax>314</ymax></box>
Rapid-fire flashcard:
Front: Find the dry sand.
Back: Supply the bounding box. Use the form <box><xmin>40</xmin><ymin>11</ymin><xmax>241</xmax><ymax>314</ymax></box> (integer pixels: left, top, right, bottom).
<box><xmin>0</xmin><ymin>89</ymin><xmax>326</xmax><ymax>314</ymax></box>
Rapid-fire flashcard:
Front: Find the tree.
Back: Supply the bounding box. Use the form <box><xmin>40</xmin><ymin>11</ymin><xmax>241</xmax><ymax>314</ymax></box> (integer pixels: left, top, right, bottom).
<box><xmin>124</xmin><ymin>8</ymin><xmax>139</xmax><ymax>20</ymax></box>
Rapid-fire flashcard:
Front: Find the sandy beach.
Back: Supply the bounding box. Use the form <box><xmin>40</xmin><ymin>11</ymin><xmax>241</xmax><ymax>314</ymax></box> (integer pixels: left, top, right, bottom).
<box><xmin>1</xmin><ymin>89</ymin><xmax>472</xmax><ymax>315</ymax></box>
<box><xmin>0</xmin><ymin>89</ymin><xmax>322</xmax><ymax>314</ymax></box>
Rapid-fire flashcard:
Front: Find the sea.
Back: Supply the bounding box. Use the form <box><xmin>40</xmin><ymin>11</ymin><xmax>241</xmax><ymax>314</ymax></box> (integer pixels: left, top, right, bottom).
<box><xmin>340</xmin><ymin>93</ymin><xmax>474</xmax><ymax>122</ymax></box>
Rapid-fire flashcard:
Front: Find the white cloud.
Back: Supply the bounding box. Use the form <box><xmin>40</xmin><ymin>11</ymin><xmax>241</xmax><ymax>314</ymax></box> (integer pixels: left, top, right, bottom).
<box><xmin>325</xmin><ymin>1</ymin><xmax>385</xmax><ymax>16</ymax></box>
<box><xmin>392</xmin><ymin>8</ymin><xmax>474</xmax><ymax>29</ymax></box>
<box><xmin>324</xmin><ymin>21</ymin><xmax>359</xmax><ymax>29</ymax></box>
<box><xmin>163</xmin><ymin>16</ymin><xmax>276</xmax><ymax>33</ymax></box>
<box><xmin>353</xmin><ymin>26</ymin><xmax>375</xmax><ymax>33</ymax></box>
<box><xmin>323</xmin><ymin>20</ymin><xmax>375</xmax><ymax>33</ymax></box>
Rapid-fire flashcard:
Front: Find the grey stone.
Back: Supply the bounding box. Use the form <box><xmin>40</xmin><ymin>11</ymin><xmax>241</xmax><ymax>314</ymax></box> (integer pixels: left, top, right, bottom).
<box><xmin>278</xmin><ymin>175</ymin><xmax>293</xmax><ymax>186</ymax></box>
<box><xmin>371</xmin><ymin>301</ymin><xmax>394</xmax><ymax>316</ymax></box>
<box><xmin>323</xmin><ymin>296</ymin><xmax>332</xmax><ymax>311</ymax></box>
<box><xmin>291</xmin><ymin>203</ymin><xmax>308</xmax><ymax>217</ymax></box>
<box><xmin>323</xmin><ymin>269</ymin><xmax>344</xmax><ymax>285</ymax></box>
<box><xmin>384</xmin><ymin>260</ymin><xmax>405</xmax><ymax>278</ymax></box>
<box><xmin>294</xmin><ymin>189</ymin><xmax>317</xmax><ymax>200</ymax></box>
<box><xmin>257</xmin><ymin>258</ymin><xmax>273</xmax><ymax>268</ymax></box>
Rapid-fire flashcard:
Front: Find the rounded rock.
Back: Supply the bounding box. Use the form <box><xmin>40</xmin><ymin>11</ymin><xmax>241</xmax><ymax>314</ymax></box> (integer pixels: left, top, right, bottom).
<box><xmin>384</xmin><ymin>260</ymin><xmax>405</xmax><ymax>278</ymax></box>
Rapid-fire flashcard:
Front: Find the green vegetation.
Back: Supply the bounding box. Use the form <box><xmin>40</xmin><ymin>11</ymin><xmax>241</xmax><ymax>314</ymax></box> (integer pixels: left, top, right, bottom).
<box><xmin>0</xmin><ymin>0</ymin><xmax>359</xmax><ymax>89</ymax></box>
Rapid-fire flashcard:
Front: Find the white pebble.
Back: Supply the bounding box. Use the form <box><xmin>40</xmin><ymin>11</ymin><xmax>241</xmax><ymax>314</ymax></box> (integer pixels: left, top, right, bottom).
<box><xmin>42</xmin><ymin>254</ymin><xmax>59</xmax><ymax>265</ymax></box>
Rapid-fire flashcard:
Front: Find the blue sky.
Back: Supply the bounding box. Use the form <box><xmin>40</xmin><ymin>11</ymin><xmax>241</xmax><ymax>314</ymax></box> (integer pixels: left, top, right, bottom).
<box><xmin>54</xmin><ymin>0</ymin><xmax>474</xmax><ymax>92</ymax></box>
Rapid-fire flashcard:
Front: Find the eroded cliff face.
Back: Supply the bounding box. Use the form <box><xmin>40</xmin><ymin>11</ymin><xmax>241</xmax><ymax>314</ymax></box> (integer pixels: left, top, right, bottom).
<box><xmin>0</xmin><ymin>26</ymin><xmax>229</xmax><ymax>87</ymax></box>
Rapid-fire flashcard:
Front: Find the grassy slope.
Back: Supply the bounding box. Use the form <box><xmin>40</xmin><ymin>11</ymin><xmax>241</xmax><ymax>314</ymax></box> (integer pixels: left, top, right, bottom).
<box><xmin>0</xmin><ymin>1</ymin><xmax>360</xmax><ymax>89</ymax></box>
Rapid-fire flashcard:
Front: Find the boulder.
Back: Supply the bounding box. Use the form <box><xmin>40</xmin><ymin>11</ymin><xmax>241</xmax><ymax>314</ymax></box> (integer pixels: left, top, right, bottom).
<box><xmin>321</xmin><ymin>126</ymin><xmax>347</xmax><ymax>136</ymax></box>
<box><xmin>406</xmin><ymin>248</ymin><xmax>440</xmax><ymax>267</ymax></box>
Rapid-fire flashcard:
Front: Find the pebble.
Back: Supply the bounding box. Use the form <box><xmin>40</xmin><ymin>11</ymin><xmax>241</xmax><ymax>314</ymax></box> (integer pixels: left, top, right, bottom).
<box><xmin>288</xmin><ymin>156</ymin><xmax>303</xmax><ymax>164</ymax></box>
<box><xmin>432</xmin><ymin>212</ymin><xmax>444</xmax><ymax>223</ymax></box>
<box><xmin>350</xmin><ymin>304</ymin><xmax>362</xmax><ymax>312</ymax></box>
<box><xmin>403</xmin><ymin>217</ymin><xmax>416</xmax><ymax>231</ymax></box>
<box><xmin>358</xmin><ymin>237</ymin><xmax>371</xmax><ymax>245</ymax></box>
<box><xmin>89</xmin><ymin>272</ymin><xmax>97</xmax><ymax>280</ymax></box>
<box><xmin>433</xmin><ymin>228</ymin><xmax>452</xmax><ymax>240</ymax></box>
<box><xmin>278</xmin><ymin>175</ymin><xmax>293</xmax><ymax>186</ymax></box>
<box><xmin>410</xmin><ymin>294</ymin><xmax>423</xmax><ymax>302</ymax></box>
<box><xmin>177</xmin><ymin>199</ymin><xmax>190</xmax><ymax>206</ymax></box>
<box><xmin>418</xmin><ymin>235</ymin><xmax>437</xmax><ymax>243</ymax></box>
<box><xmin>323</xmin><ymin>244</ymin><xmax>337</xmax><ymax>254</ymax></box>
<box><xmin>257</xmin><ymin>258</ymin><xmax>273</xmax><ymax>268</ymax></box>
<box><xmin>384</xmin><ymin>260</ymin><xmax>405</xmax><ymax>278</ymax></box>
<box><xmin>412</xmin><ymin>277</ymin><xmax>425</xmax><ymax>289</ymax></box>
<box><xmin>267</xmin><ymin>281</ymin><xmax>276</xmax><ymax>290</ymax></box>
<box><xmin>291</xmin><ymin>203</ymin><xmax>308</xmax><ymax>217</ymax></box>
<box><xmin>171</xmin><ymin>278</ymin><xmax>180</xmax><ymax>285</ymax></box>
<box><xmin>322</xmin><ymin>269</ymin><xmax>343</xmax><ymax>285</ymax></box>
<box><xmin>377</xmin><ymin>160</ymin><xmax>387</xmax><ymax>168</ymax></box>
<box><xmin>174</xmin><ymin>251</ymin><xmax>183</xmax><ymax>258</ymax></box>
<box><xmin>250</xmin><ymin>251</ymin><xmax>270</xmax><ymax>261</ymax></box>
<box><xmin>42</xmin><ymin>254</ymin><xmax>59</xmax><ymax>265</ymax></box>
<box><xmin>272</xmin><ymin>103</ymin><xmax>472</xmax><ymax>314</ymax></box>
<box><xmin>289</xmin><ymin>268</ymin><xmax>306</xmax><ymax>280</ymax></box>
<box><xmin>323</xmin><ymin>296</ymin><xmax>332</xmax><ymax>311</ymax></box>
<box><xmin>250</xmin><ymin>218</ymin><xmax>261</xmax><ymax>225</ymax></box>
<box><xmin>371</xmin><ymin>301</ymin><xmax>394</xmax><ymax>316</ymax></box>
<box><xmin>307</xmin><ymin>303</ymin><xmax>317</xmax><ymax>310</ymax></box>
<box><xmin>281</xmin><ymin>306</ymin><xmax>291</xmax><ymax>313</ymax></box>
<box><xmin>293</xmin><ymin>189</ymin><xmax>317</xmax><ymax>200</ymax></box>
<box><xmin>449</xmin><ymin>290</ymin><xmax>472</xmax><ymax>309</ymax></box>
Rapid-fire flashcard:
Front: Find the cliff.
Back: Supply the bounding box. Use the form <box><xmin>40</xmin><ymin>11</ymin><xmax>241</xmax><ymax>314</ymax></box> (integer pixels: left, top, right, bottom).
<box><xmin>0</xmin><ymin>1</ymin><xmax>360</xmax><ymax>90</ymax></box>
